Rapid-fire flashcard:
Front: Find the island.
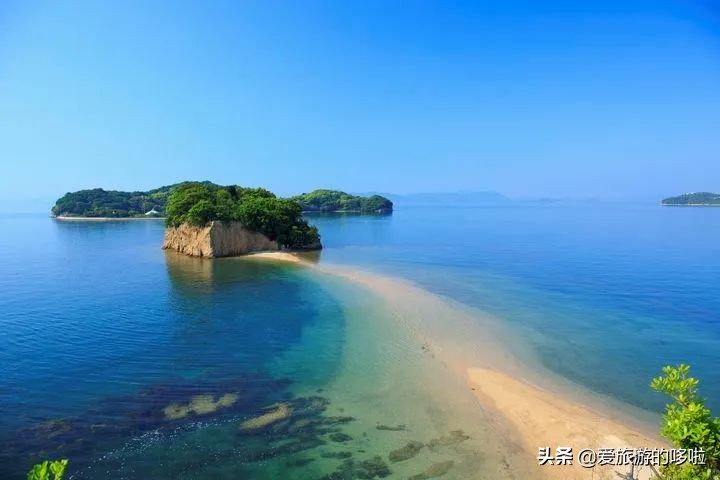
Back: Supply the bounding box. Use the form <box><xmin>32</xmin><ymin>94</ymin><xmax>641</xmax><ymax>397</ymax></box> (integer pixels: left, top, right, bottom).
<box><xmin>51</xmin><ymin>185</ymin><xmax>393</xmax><ymax>217</ymax></box>
<box><xmin>50</xmin><ymin>183</ymin><xmax>395</xmax><ymax>257</ymax></box>
<box><xmin>161</xmin><ymin>182</ymin><xmax>321</xmax><ymax>257</ymax></box>
<box><xmin>291</xmin><ymin>189</ymin><xmax>393</xmax><ymax>213</ymax></box>
<box><xmin>50</xmin><ymin>183</ymin><xmax>188</xmax><ymax>218</ymax></box>
<box><xmin>662</xmin><ymin>192</ymin><xmax>720</xmax><ymax>206</ymax></box>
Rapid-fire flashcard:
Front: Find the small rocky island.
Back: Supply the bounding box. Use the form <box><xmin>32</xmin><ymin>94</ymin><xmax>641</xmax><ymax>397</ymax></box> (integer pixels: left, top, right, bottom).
<box><xmin>662</xmin><ymin>192</ymin><xmax>720</xmax><ymax>206</ymax></box>
<box><xmin>162</xmin><ymin>182</ymin><xmax>321</xmax><ymax>257</ymax></box>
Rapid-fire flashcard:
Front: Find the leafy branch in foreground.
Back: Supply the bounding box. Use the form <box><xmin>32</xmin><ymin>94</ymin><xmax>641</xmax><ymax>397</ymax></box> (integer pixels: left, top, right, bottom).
<box><xmin>651</xmin><ymin>364</ymin><xmax>720</xmax><ymax>480</ymax></box>
<box><xmin>27</xmin><ymin>459</ymin><xmax>67</xmax><ymax>480</ymax></box>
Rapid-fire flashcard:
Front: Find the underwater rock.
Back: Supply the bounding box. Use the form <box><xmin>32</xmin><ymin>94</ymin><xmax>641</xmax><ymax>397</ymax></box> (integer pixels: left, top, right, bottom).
<box><xmin>285</xmin><ymin>415</ymin><xmax>354</xmax><ymax>435</ymax></box>
<box><xmin>239</xmin><ymin>402</ymin><xmax>293</xmax><ymax>431</ymax></box>
<box><xmin>388</xmin><ymin>441</ymin><xmax>424</xmax><ymax>463</ymax></box>
<box><xmin>329</xmin><ymin>432</ymin><xmax>352</xmax><ymax>443</ymax></box>
<box><xmin>409</xmin><ymin>460</ymin><xmax>454</xmax><ymax>479</ymax></box>
<box><xmin>285</xmin><ymin>457</ymin><xmax>315</xmax><ymax>467</ymax></box>
<box><xmin>323</xmin><ymin>415</ymin><xmax>356</xmax><ymax>425</ymax></box>
<box><xmin>24</xmin><ymin>419</ymin><xmax>73</xmax><ymax>439</ymax></box>
<box><xmin>287</xmin><ymin>418</ymin><xmax>314</xmax><ymax>433</ymax></box>
<box><xmin>427</xmin><ymin>430</ymin><xmax>470</xmax><ymax>451</ymax></box>
<box><xmin>358</xmin><ymin>456</ymin><xmax>392</xmax><ymax>479</ymax></box>
<box><xmin>320</xmin><ymin>455</ymin><xmax>391</xmax><ymax>479</ymax></box>
<box><xmin>294</xmin><ymin>396</ymin><xmax>330</xmax><ymax>416</ymax></box>
<box><xmin>277</xmin><ymin>435</ymin><xmax>326</xmax><ymax>455</ymax></box>
<box><xmin>375</xmin><ymin>424</ymin><xmax>406</xmax><ymax>431</ymax></box>
<box><xmin>321</xmin><ymin>451</ymin><xmax>353</xmax><ymax>459</ymax></box>
<box><xmin>163</xmin><ymin>393</ymin><xmax>239</xmax><ymax>420</ymax></box>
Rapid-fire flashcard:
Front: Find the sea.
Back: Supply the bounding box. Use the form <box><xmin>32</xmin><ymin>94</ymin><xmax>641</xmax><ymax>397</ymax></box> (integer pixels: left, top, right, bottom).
<box><xmin>0</xmin><ymin>203</ymin><xmax>718</xmax><ymax>479</ymax></box>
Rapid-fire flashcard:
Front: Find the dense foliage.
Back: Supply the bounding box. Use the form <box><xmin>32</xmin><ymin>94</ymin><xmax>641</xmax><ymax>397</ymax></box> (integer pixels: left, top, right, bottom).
<box><xmin>651</xmin><ymin>364</ymin><xmax>720</xmax><ymax>480</ymax></box>
<box><xmin>50</xmin><ymin>183</ymin><xmax>191</xmax><ymax>217</ymax></box>
<box><xmin>165</xmin><ymin>182</ymin><xmax>320</xmax><ymax>249</ymax></box>
<box><xmin>27</xmin><ymin>459</ymin><xmax>67</xmax><ymax>480</ymax></box>
<box><xmin>662</xmin><ymin>193</ymin><xmax>720</xmax><ymax>206</ymax></box>
<box><xmin>291</xmin><ymin>190</ymin><xmax>393</xmax><ymax>213</ymax></box>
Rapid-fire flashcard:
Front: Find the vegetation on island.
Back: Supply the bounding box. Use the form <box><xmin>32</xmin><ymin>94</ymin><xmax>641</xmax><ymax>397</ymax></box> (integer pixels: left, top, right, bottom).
<box><xmin>291</xmin><ymin>190</ymin><xmax>393</xmax><ymax>213</ymax></box>
<box><xmin>651</xmin><ymin>364</ymin><xmax>719</xmax><ymax>480</ymax></box>
<box><xmin>50</xmin><ymin>183</ymin><xmax>193</xmax><ymax>217</ymax></box>
<box><xmin>52</xmin><ymin>184</ymin><xmax>392</xmax><ymax>217</ymax></box>
<box><xmin>662</xmin><ymin>193</ymin><xmax>720</xmax><ymax>206</ymax></box>
<box><xmin>165</xmin><ymin>182</ymin><xmax>320</xmax><ymax>249</ymax></box>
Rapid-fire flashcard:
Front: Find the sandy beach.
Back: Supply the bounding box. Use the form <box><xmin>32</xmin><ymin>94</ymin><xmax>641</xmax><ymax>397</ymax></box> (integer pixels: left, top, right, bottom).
<box><xmin>246</xmin><ymin>251</ymin><xmax>668</xmax><ymax>479</ymax></box>
<box><xmin>468</xmin><ymin>368</ymin><xmax>665</xmax><ymax>480</ymax></box>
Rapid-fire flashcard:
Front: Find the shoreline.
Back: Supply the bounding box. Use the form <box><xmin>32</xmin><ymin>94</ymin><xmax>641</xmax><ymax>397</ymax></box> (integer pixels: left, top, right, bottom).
<box><xmin>244</xmin><ymin>251</ymin><xmax>667</xmax><ymax>479</ymax></box>
<box><xmin>53</xmin><ymin>216</ymin><xmax>165</xmax><ymax>221</ymax></box>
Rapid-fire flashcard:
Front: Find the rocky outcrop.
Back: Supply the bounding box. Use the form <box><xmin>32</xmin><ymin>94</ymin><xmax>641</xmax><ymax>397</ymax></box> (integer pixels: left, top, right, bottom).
<box><xmin>162</xmin><ymin>221</ymin><xmax>280</xmax><ymax>258</ymax></box>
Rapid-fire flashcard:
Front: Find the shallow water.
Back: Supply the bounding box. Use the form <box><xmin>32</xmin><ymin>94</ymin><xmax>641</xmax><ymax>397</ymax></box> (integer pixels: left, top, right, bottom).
<box><xmin>307</xmin><ymin>204</ymin><xmax>720</xmax><ymax>412</ymax></box>
<box><xmin>0</xmin><ymin>204</ymin><xmax>718</xmax><ymax>478</ymax></box>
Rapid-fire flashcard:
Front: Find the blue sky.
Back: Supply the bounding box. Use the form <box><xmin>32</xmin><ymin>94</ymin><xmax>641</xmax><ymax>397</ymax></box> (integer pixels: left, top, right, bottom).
<box><xmin>1</xmin><ymin>0</ymin><xmax>718</xmax><ymax>210</ymax></box>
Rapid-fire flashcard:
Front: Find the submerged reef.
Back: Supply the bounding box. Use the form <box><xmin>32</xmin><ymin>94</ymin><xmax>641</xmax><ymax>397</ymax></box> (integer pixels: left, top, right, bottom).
<box><xmin>389</xmin><ymin>440</ymin><xmax>425</xmax><ymax>463</ymax></box>
<box><xmin>163</xmin><ymin>393</ymin><xmax>239</xmax><ymax>420</ymax></box>
<box><xmin>319</xmin><ymin>456</ymin><xmax>392</xmax><ymax>479</ymax></box>
<box><xmin>2</xmin><ymin>368</ymin><xmax>469</xmax><ymax>480</ymax></box>
<box><xmin>409</xmin><ymin>460</ymin><xmax>455</xmax><ymax>479</ymax></box>
<box><xmin>427</xmin><ymin>429</ymin><xmax>470</xmax><ymax>451</ymax></box>
<box><xmin>239</xmin><ymin>402</ymin><xmax>293</xmax><ymax>430</ymax></box>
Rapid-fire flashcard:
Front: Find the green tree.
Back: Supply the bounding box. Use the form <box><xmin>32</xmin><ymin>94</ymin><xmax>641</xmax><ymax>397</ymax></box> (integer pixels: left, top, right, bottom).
<box><xmin>27</xmin><ymin>459</ymin><xmax>67</xmax><ymax>480</ymax></box>
<box><xmin>651</xmin><ymin>364</ymin><xmax>720</xmax><ymax>479</ymax></box>
<box><xmin>164</xmin><ymin>182</ymin><xmax>320</xmax><ymax>249</ymax></box>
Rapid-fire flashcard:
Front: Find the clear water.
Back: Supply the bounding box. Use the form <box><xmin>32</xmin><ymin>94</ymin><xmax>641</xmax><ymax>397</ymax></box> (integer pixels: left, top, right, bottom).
<box><xmin>0</xmin><ymin>204</ymin><xmax>718</xmax><ymax>478</ymax></box>
<box><xmin>307</xmin><ymin>204</ymin><xmax>720</xmax><ymax>411</ymax></box>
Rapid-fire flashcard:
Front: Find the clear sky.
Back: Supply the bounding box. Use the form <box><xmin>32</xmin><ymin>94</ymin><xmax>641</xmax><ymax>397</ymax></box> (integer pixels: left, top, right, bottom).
<box><xmin>1</xmin><ymin>0</ymin><xmax>719</xmax><ymax>210</ymax></box>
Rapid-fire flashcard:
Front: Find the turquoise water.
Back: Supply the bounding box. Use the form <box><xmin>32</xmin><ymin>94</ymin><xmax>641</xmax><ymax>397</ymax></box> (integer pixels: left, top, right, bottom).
<box><xmin>0</xmin><ymin>205</ymin><xmax>718</xmax><ymax>478</ymax></box>
<box><xmin>307</xmin><ymin>204</ymin><xmax>720</xmax><ymax>411</ymax></box>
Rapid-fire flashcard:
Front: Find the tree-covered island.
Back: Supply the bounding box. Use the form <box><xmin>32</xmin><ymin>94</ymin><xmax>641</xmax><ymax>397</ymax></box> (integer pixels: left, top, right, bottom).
<box><xmin>52</xmin><ymin>185</ymin><xmax>393</xmax><ymax>217</ymax></box>
<box><xmin>662</xmin><ymin>192</ymin><xmax>720</xmax><ymax>206</ymax></box>
<box><xmin>50</xmin><ymin>183</ymin><xmax>394</xmax><ymax>253</ymax></box>
<box><xmin>51</xmin><ymin>183</ymin><xmax>184</xmax><ymax>217</ymax></box>
<box><xmin>291</xmin><ymin>190</ymin><xmax>393</xmax><ymax>213</ymax></box>
<box><xmin>164</xmin><ymin>182</ymin><xmax>320</xmax><ymax>250</ymax></box>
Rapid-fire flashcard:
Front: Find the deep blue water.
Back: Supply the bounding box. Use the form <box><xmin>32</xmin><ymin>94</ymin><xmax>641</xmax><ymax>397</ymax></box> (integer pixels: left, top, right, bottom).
<box><xmin>0</xmin><ymin>204</ymin><xmax>719</xmax><ymax>478</ymax></box>
<box><xmin>0</xmin><ymin>216</ymin><xmax>347</xmax><ymax>478</ymax></box>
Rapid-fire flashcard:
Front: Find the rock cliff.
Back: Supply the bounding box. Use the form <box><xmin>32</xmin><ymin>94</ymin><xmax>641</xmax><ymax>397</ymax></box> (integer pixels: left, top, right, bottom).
<box><xmin>162</xmin><ymin>221</ymin><xmax>280</xmax><ymax>258</ymax></box>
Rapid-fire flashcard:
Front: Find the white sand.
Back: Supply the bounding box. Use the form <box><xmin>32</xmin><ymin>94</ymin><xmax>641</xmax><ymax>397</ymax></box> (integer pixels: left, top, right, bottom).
<box><xmin>244</xmin><ymin>251</ymin><xmax>667</xmax><ymax>479</ymax></box>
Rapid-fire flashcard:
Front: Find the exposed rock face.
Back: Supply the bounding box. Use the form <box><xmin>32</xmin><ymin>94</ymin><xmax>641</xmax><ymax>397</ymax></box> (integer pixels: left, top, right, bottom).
<box><xmin>162</xmin><ymin>221</ymin><xmax>280</xmax><ymax>258</ymax></box>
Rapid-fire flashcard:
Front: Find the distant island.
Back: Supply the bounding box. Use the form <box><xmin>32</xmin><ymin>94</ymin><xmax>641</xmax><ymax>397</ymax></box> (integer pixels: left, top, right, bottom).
<box><xmin>291</xmin><ymin>189</ymin><xmax>393</xmax><ymax>213</ymax></box>
<box><xmin>51</xmin><ymin>183</ymin><xmax>188</xmax><ymax>218</ymax></box>
<box><xmin>662</xmin><ymin>192</ymin><xmax>720</xmax><ymax>206</ymax></box>
<box><xmin>51</xmin><ymin>184</ymin><xmax>393</xmax><ymax>217</ymax></box>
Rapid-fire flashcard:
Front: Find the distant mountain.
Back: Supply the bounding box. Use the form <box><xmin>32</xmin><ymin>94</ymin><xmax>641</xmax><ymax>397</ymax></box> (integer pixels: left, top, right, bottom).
<box><xmin>369</xmin><ymin>191</ymin><xmax>512</xmax><ymax>207</ymax></box>
<box><xmin>662</xmin><ymin>192</ymin><xmax>720</xmax><ymax>206</ymax></box>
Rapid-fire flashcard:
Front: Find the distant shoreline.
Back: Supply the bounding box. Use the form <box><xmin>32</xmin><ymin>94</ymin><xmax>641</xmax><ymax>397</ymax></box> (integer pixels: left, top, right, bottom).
<box><xmin>52</xmin><ymin>216</ymin><xmax>165</xmax><ymax>221</ymax></box>
<box><xmin>661</xmin><ymin>204</ymin><xmax>720</xmax><ymax>207</ymax></box>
